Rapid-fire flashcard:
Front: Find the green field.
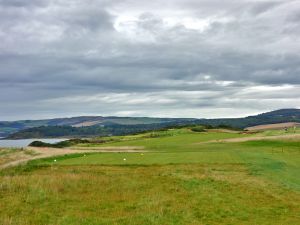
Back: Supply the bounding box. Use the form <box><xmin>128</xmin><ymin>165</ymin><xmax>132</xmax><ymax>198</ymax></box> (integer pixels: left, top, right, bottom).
<box><xmin>1</xmin><ymin>128</ymin><xmax>300</xmax><ymax>224</ymax></box>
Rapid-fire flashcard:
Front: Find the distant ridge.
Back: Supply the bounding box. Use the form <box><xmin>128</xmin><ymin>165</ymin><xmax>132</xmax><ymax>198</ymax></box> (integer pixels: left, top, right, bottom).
<box><xmin>1</xmin><ymin>108</ymin><xmax>300</xmax><ymax>138</ymax></box>
<box><xmin>248</xmin><ymin>108</ymin><xmax>300</xmax><ymax>118</ymax></box>
<box><xmin>0</xmin><ymin>116</ymin><xmax>195</xmax><ymax>137</ymax></box>
<box><xmin>197</xmin><ymin>108</ymin><xmax>300</xmax><ymax>129</ymax></box>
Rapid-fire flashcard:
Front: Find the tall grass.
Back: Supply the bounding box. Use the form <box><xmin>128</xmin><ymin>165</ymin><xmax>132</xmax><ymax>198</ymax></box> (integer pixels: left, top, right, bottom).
<box><xmin>1</xmin><ymin>164</ymin><xmax>299</xmax><ymax>225</ymax></box>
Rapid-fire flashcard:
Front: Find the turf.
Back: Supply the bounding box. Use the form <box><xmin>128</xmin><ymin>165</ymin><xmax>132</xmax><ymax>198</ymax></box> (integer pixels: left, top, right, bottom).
<box><xmin>77</xmin><ymin>129</ymin><xmax>244</xmax><ymax>151</ymax></box>
<box><xmin>35</xmin><ymin>140</ymin><xmax>300</xmax><ymax>190</ymax></box>
<box><xmin>40</xmin><ymin>129</ymin><xmax>300</xmax><ymax>191</ymax></box>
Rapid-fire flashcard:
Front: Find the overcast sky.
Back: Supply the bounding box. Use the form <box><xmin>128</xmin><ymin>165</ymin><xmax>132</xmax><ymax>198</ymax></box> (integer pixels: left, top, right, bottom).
<box><xmin>0</xmin><ymin>0</ymin><xmax>299</xmax><ymax>120</ymax></box>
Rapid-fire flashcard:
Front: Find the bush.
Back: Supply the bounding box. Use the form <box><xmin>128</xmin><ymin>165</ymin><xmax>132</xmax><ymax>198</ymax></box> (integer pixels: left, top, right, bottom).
<box><xmin>191</xmin><ymin>126</ymin><xmax>206</xmax><ymax>132</ymax></box>
<box><xmin>28</xmin><ymin>141</ymin><xmax>53</xmax><ymax>148</ymax></box>
<box><xmin>29</xmin><ymin>139</ymin><xmax>91</xmax><ymax>148</ymax></box>
<box><xmin>215</xmin><ymin>124</ymin><xmax>241</xmax><ymax>131</ymax></box>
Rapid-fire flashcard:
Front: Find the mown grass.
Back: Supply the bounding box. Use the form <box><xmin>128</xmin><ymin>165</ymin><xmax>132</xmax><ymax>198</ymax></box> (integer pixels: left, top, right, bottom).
<box><xmin>33</xmin><ymin>139</ymin><xmax>300</xmax><ymax>191</ymax></box>
<box><xmin>79</xmin><ymin>129</ymin><xmax>245</xmax><ymax>152</ymax></box>
<box><xmin>0</xmin><ymin>129</ymin><xmax>300</xmax><ymax>224</ymax></box>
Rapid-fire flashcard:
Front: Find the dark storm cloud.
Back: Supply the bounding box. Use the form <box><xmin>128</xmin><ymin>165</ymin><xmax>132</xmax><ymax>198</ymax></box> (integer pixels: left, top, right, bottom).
<box><xmin>0</xmin><ymin>0</ymin><xmax>299</xmax><ymax>120</ymax></box>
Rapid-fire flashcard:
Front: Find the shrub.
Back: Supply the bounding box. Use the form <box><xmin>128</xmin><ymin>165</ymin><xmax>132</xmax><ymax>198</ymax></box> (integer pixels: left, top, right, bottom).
<box><xmin>29</xmin><ymin>139</ymin><xmax>91</xmax><ymax>148</ymax></box>
<box><xmin>191</xmin><ymin>126</ymin><xmax>206</xmax><ymax>132</ymax></box>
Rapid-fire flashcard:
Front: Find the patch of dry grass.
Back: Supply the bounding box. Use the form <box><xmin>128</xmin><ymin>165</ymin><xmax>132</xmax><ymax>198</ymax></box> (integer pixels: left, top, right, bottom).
<box><xmin>0</xmin><ymin>148</ymin><xmax>25</xmax><ymax>166</ymax></box>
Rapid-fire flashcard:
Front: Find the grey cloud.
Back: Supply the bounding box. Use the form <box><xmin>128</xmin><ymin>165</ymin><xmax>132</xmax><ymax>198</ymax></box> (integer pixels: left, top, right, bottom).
<box><xmin>0</xmin><ymin>0</ymin><xmax>299</xmax><ymax>120</ymax></box>
<box><xmin>0</xmin><ymin>0</ymin><xmax>48</xmax><ymax>8</ymax></box>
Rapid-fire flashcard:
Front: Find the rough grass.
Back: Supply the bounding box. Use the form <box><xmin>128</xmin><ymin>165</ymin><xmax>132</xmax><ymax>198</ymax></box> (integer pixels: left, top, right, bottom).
<box><xmin>0</xmin><ymin>148</ymin><xmax>24</xmax><ymax>166</ymax></box>
<box><xmin>1</xmin><ymin>164</ymin><xmax>300</xmax><ymax>225</ymax></box>
<box><xmin>260</xmin><ymin>127</ymin><xmax>300</xmax><ymax>136</ymax></box>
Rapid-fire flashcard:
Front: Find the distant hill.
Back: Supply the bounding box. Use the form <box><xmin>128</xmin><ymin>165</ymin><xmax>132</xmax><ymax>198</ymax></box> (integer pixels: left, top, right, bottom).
<box><xmin>2</xmin><ymin>108</ymin><xmax>300</xmax><ymax>139</ymax></box>
<box><xmin>0</xmin><ymin>117</ymin><xmax>195</xmax><ymax>138</ymax></box>
<box><xmin>198</xmin><ymin>108</ymin><xmax>300</xmax><ymax>129</ymax></box>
